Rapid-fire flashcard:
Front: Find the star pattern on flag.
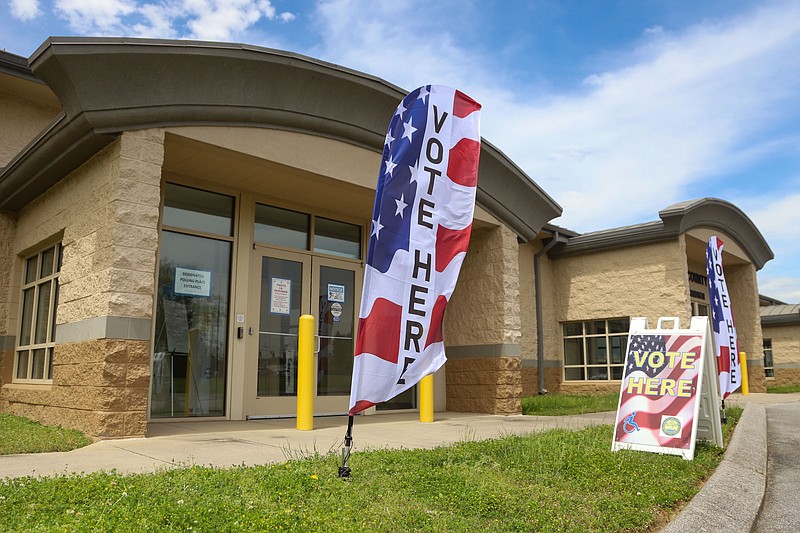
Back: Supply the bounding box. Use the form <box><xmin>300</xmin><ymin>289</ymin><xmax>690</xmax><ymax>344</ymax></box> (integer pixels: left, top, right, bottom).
<box><xmin>395</xmin><ymin>194</ymin><xmax>408</xmax><ymax>218</ymax></box>
<box><xmin>402</xmin><ymin>118</ymin><xmax>417</xmax><ymax>142</ymax></box>
<box><xmin>371</xmin><ymin>216</ymin><xmax>383</xmax><ymax>239</ymax></box>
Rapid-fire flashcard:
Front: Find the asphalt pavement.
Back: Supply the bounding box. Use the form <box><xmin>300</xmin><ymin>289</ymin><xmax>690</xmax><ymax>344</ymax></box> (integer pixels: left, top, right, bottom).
<box><xmin>663</xmin><ymin>392</ymin><xmax>800</xmax><ymax>533</ymax></box>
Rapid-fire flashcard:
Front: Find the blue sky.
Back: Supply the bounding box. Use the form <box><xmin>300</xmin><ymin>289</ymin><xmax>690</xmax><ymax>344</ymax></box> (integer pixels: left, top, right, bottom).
<box><xmin>3</xmin><ymin>0</ymin><xmax>799</xmax><ymax>302</ymax></box>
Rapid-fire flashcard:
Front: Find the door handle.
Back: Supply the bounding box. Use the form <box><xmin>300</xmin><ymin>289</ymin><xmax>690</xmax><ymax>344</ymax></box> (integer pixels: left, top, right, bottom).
<box><xmin>314</xmin><ymin>334</ymin><xmax>320</xmax><ymax>354</ymax></box>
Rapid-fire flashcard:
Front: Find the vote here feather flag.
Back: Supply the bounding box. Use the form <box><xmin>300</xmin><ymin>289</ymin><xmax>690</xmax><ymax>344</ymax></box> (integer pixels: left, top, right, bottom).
<box><xmin>706</xmin><ymin>236</ymin><xmax>741</xmax><ymax>399</ymax></box>
<box><xmin>348</xmin><ymin>85</ymin><xmax>481</xmax><ymax>415</ymax></box>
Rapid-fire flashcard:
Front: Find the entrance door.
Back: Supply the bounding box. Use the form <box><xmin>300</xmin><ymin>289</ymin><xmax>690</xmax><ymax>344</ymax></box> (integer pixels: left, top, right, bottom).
<box><xmin>246</xmin><ymin>247</ymin><xmax>361</xmax><ymax>417</ymax></box>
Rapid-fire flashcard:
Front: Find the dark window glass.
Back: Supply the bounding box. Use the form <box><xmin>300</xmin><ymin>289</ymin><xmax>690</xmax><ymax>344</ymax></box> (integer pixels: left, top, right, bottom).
<box><xmin>162</xmin><ymin>183</ymin><xmax>234</xmax><ymax>236</ymax></box>
<box><xmin>314</xmin><ymin>217</ymin><xmax>361</xmax><ymax>259</ymax></box>
<box><xmin>255</xmin><ymin>204</ymin><xmax>310</xmax><ymax>250</ymax></box>
<box><xmin>563</xmin><ymin>322</ymin><xmax>582</xmax><ymax>336</ymax></box>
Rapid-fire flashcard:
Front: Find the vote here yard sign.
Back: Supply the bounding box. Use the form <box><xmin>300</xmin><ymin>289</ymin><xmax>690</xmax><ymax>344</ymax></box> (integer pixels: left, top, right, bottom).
<box><xmin>612</xmin><ymin>317</ymin><xmax>721</xmax><ymax>460</ymax></box>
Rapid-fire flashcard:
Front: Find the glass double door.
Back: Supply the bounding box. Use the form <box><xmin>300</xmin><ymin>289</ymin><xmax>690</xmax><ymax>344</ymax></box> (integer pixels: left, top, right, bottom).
<box><xmin>247</xmin><ymin>247</ymin><xmax>361</xmax><ymax>417</ymax></box>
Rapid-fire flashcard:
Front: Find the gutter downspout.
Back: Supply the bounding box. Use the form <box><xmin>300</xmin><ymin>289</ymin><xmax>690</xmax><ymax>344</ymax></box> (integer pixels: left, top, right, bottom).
<box><xmin>534</xmin><ymin>232</ymin><xmax>567</xmax><ymax>395</ymax></box>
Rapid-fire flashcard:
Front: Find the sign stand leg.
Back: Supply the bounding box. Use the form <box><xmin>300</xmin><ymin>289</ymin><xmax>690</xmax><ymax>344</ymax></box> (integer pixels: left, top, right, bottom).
<box><xmin>721</xmin><ymin>399</ymin><xmax>727</xmax><ymax>424</ymax></box>
<box><xmin>338</xmin><ymin>415</ymin><xmax>354</xmax><ymax>479</ymax></box>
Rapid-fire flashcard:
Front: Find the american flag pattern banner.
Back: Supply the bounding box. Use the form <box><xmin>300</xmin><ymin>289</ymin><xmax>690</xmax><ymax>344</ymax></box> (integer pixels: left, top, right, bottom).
<box><xmin>706</xmin><ymin>236</ymin><xmax>740</xmax><ymax>399</ymax></box>
<box><xmin>613</xmin><ymin>332</ymin><xmax>703</xmax><ymax>456</ymax></box>
<box><xmin>348</xmin><ymin>85</ymin><xmax>481</xmax><ymax>415</ymax></box>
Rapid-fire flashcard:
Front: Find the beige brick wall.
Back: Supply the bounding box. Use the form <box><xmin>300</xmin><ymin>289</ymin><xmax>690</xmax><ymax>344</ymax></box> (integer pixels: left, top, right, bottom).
<box><xmin>445</xmin><ymin>225</ymin><xmax>524</xmax><ymax>414</ymax></box>
<box><xmin>726</xmin><ymin>263</ymin><xmax>766</xmax><ymax>393</ymax></box>
<box><xmin>540</xmin><ymin>238</ymin><xmax>691</xmax><ymax>394</ymax></box>
<box><xmin>1</xmin><ymin>129</ymin><xmax>164</xmax><ymax>438</ymax></box>
<box><xmin>2</xmin><ymin>339</ymin><xmax>150</xmax><ymax>437</ymax></box>
<box><xmin>0</xmin><ymin>213</ymin><xmax>18</xmax><ymax>387</ymax></box>
<box><xmin>446</xmin><ymin>225</ymin><xmax>521</xmax><ymax>346</ymax></box>
<box><xmin>446</xmin><ymin>357</ymin><xmax>522</xmax><ymax>415</ymax></box>
<box><xmin>0</xmin><ymin>89</ymin><xmax>61</xmax><ymax>168</ymax></box>
<box><xmin>763</xmin><ymin>323</ymin><xmax>800</xmax><ymax>388</ymax></box>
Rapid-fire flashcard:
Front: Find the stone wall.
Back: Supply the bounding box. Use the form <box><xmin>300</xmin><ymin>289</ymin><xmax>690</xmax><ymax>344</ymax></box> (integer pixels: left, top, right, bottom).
<box><xmin>445</xmin><ymin>225</ymin><xmax>523</xmax><ymax>414</ymax></box>
<box><xmin>726</xmin><ymin>263</ymin><xmax>766</xmax><ymax>393</ymax></box>
<box><xmin>763</xmin><ymin>323</ymin><xmax>800</xmax><ymax>388</ymax></box>
<box><xmin>540</xmin><ymin>238</ymin><xmax>691</xmax><ymax>394</ymax></box>
<box><xmin>0</xmin><ymin>213</ymin><xmax>18</xmax><ymax>390</ymax></box>
<box><xmin>0</xmin><ymin>129</ymin><xmax>164</xmax><ymax>438</ymax></box>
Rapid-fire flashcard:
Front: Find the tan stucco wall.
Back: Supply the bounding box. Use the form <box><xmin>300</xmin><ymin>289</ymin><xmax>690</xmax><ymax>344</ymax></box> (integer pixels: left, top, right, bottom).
<box><xmin>762</xmin><ymin>323</ymin><xmax>800</xmax><ymax>387</ymax></box>
<box><xmin>0</xmin><ymin>129</ymin><xmax>163</xmax><ymax>438</ymax></box>
<box><xmin>540</xmin><ymin>238</ymin><xmax>691</xmax><ymax>394</ymax></box>
<box><xmin>0</xmin><ymin>87</ymin><xmax>61</xmax><ymax>168</ymax></box>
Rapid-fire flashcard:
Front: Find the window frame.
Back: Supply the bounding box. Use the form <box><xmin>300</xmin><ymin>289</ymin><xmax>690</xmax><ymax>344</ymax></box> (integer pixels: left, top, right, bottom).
<box><xmin>14</xmin><ymin>242</ymin><xmax>62</xmax><ymax>384</ymax></box>
<box><xmin>562</xmin><ymin>317</ymin><xmax>630</xmax><ymax>382</ymax></box>
<box><xmin>763</xmin><ymin>338</ymin><xmax>774</xmax><ymax>378</ymax></box>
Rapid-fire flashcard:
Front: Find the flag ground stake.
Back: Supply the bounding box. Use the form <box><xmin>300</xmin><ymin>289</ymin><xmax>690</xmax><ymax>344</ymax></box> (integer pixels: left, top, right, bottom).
<box><xmin>338</xmin><ymin>415</ymin><xmax>354</xmax><ymax>479</ymax></box>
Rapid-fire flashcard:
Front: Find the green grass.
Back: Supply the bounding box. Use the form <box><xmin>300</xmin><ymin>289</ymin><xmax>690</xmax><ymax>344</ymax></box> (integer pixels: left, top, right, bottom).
<box><xmin>522</xmin><ymin>393</ymin><xmax>620</xmax><ymax>416</ymax></box>
<box><xmin>0</xmin><ymin>408</ymin><xmax>742</xmax><ymax>533</ymax></box>
<box><xmin>0</xmin><ymin>414</ymin><xmax>91</xmax><ymax>455</ymax></box>
<box><xmin>766</xmin><ymin>384</ymin><xmax>800</xmax><ymax>393</ymax></box>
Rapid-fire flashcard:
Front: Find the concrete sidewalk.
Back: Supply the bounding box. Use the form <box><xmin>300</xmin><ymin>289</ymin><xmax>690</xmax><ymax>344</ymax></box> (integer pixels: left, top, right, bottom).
<box><xmin>0</xmin><ymin>410</ymin><xmax>616</xmax><ymax>479</ymax></box>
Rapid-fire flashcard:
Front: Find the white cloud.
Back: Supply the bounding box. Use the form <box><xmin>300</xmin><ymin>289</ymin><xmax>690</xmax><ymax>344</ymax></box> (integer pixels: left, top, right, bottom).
<box><xmin>9</xmin><ymin>0</ymin><xmax>41</xmax><ymax>20</ymax></box>
<box><xmin>55</xmin><ymin>0</ymin><xmax>137</xmax><ymax>33</ymax></box>
<box><xmin>47</xmin><ymin>0</ymin><xmax>295</xmax><ymax>40</ymax></box>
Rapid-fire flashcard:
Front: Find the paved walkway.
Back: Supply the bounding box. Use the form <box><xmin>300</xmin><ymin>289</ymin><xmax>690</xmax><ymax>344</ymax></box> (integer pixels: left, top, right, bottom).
<box><xmin>0</xmin><ymin>410</ymin><xmax>615</xmax><ymax>478</ymax></box>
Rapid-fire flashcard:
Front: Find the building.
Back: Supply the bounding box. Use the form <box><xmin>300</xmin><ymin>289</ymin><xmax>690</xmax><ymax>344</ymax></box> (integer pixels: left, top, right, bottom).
<box><xmin>760</xmin><ymin>303</ymin><xmax>800</xmax><ymax>387</ymax></box>
<box><xmin>0</xmin><ymin>37</ymin><xmax>794</xmax><ymax>439</ymax></box>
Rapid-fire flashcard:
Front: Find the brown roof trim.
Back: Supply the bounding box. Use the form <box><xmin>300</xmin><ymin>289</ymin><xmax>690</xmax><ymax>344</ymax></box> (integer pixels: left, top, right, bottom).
<box><xmin>0</xmin><ymin>37</ymin><xmax>561</xmax><ymax>238</ymax></box>
<box><xmin>548</xmin><ymin>197</ymin><xmax>774</xmax><ymax>269</ymax></box>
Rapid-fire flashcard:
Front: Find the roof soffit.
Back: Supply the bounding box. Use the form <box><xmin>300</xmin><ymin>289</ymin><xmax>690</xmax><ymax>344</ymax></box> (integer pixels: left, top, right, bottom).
<box><xmin>549</xmin><ymin>197</ymin><xmax>773</xmax><ymax>270</ymax></box>
<box><xmin>1</xmin><ymin>37</ymin><xmax>562</xmax><ymax>236</ymax></box>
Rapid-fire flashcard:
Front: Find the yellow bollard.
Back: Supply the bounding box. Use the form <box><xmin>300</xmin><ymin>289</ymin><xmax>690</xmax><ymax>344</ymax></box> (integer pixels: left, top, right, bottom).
<box><xmin>420</xmin><ymin>374</ymin><xmax>434</xmax><ymax>423</ymax></box>
<box><xmin>739</xmin><ymin>351</ymin><xmax>749</xmax><ymax>396</ymax></box>
<box><xmin>297</xmin><ymin>314</ymin><xmax>314</xmax><ymax>430</ymax></box>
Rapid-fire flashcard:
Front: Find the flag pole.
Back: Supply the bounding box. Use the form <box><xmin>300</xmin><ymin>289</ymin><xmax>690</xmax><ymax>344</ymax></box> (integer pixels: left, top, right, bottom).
<box><xmin>338</xmin><ymin>415</ymin><xmax>354</xmax><ymax>478</ymax></box>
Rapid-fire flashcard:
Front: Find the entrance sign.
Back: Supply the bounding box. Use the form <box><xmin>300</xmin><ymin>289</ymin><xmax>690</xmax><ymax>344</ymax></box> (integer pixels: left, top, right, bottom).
<box><xmin>706</xmin><ymin>236</ymin><xmax>741</xmax><ymax>398</ymax></box>
<box><xmin>612</xmin><ymin>317</ymin><xmax>722</xmax><ymax>460</ymax></box>
<box><xmin>348</xmin><ymin>85</ymin><xmax>481</xmax><ymax>414</ymax></box>
<box><xmin>174</xmin><ymin>267</ymin><xmax>211</xmax><ymax>297</ymax></box>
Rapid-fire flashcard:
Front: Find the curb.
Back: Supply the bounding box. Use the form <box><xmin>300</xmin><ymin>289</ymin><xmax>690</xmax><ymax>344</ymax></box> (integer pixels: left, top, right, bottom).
<box><xmin>661</xmin><ymin>402</ymin><xmax>767</xmax><ymax>532</ymax></box>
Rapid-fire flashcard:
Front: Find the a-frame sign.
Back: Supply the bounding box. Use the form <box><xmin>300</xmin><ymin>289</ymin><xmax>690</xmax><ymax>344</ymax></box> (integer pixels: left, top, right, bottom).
<box><xmin>612</xmin><ymin>316</ymin><xmax>723</xmax><ymax>460</ymax></box>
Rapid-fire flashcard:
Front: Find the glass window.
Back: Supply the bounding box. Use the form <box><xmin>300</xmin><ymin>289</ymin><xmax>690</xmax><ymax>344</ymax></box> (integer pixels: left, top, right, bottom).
<box><xmin>150</xmin><ymin>231</ymin><xmax>232</xmax><ymax>418</ymax></box>
<box><xmin>255</xmin><ymin>204</ymin><xmax>310</xmax><ymax>250</ymax></box>
<box><xmin>314</xmin><ymin>217</ymin><xmax>361</xmax><ymax>259</ymax></box>
<box><xmin>562</xmin><ymin>318</ymin><xmax>630</xmax><ymax>381</ymax></box>
<box><xmin>162</xmin><ymin>183</ymin><xmax>234</xmax><ymax>236</ymax></box>
<box><xmin>15</xmin><ymin>243</ymin><xmax>61</xmax><ymax>383</ymax></box>
<box><xmin>763</xmin><ymin>339</ymin><xmax>774</xmax><ymax>378</ymax></box>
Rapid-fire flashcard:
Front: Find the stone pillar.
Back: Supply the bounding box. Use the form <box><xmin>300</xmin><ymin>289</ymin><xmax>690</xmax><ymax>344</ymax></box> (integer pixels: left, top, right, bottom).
<box><xmin>445</xmin><ymin>225</ymin><xmax>523</xmax><ymax>415</ymax></box>
<box><xmin>727</xmin><ymin>263</ymin><xmax>766</xmax><ymax>393</ymax></box>
<box><xmin>1</xmin><ymin>129</ymin><xmax>163</xmax><ymax>438</ymax></box>
<box><xmin>0</xmin><ymin>212</ymin><xmax>18</xmax><ymax>392</ymax></box>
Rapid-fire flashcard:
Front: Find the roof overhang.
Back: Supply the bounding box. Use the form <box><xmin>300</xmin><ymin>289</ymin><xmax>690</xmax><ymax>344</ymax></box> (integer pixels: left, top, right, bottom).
<box><xmin>761</xmin><ymin>304</ymin><xmax>800</xmax><ymax>326</ymax></box>
<box><xmin>0</xmin><ymin>37</ymin><xmax>561</xmax><ymax>239</ymax></box>
<box><xmin>548</xmin><ymin>197</ymin><xmax>774</xmax><ymax>270</ymax></box>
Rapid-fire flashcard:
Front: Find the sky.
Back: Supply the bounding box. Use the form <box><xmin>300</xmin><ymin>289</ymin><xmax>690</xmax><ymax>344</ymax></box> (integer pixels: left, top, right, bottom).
<box><xmin>2</xmin><ymin>0</ymin><xmax>800</xmax><ymax>303</ymax></box>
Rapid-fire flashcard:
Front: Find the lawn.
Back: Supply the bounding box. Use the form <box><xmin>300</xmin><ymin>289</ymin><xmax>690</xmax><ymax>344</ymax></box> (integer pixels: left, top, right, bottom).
<box><xmin>522</xmin><ymin>392</ymin><xmax>620</xmax><ymax>416</ymax></box>
<box><xmin>0</xmin><ymin>408</ymin><xmax>742</xmax><ymax>532</ymax></box>
<box><xmin>0</xmin><ymin>414</ymin><xmax>91</xmax><ymax>455</ymax></box>
<box><xmin>766</xmin><ymin>384</ymin><xmax>800</xmax><ymax>393</ymax></box>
